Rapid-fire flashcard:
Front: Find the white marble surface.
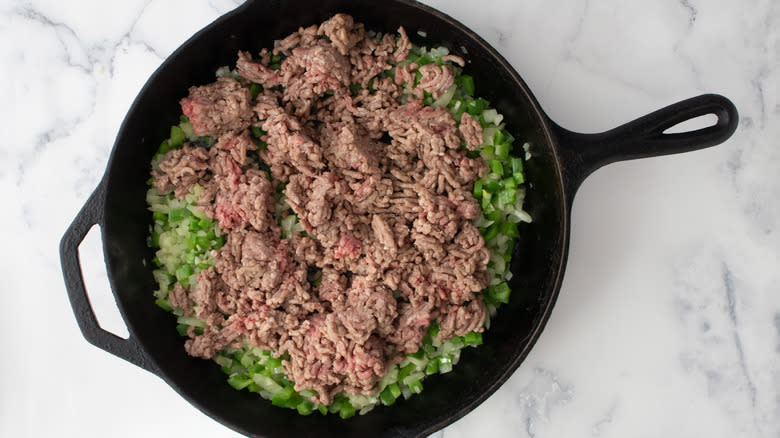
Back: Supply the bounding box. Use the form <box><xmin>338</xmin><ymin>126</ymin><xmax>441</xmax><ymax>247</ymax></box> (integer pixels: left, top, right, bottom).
<box><xmin>2</xmin><ymin>0</ymin><xmax>778</xmax><ymax>436</ymax></box>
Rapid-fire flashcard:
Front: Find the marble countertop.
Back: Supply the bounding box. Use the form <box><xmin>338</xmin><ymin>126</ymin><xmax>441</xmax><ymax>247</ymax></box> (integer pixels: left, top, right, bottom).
<box><xmin>3</xmin><ymin>0</ymin><xmax>778</xmax><ymax>436</ymax></box>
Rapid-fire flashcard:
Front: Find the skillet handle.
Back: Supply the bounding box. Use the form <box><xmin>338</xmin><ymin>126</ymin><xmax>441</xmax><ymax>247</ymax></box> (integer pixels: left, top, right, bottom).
<box><xmin>551</xmin><ymin>93</ymin><xmax>738</xmax><ymax>202</ymax></box>
<box><xmin>59</xmin><ymin>181</ymin><xmax>158</xmax><ymax>374</ymax></box>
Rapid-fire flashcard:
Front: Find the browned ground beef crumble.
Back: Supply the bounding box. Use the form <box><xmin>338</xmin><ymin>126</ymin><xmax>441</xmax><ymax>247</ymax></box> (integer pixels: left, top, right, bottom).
<box><xmin>152</xmin><ymin>14</ymin><xmax>489</xmax><ymax>406</ymax></box>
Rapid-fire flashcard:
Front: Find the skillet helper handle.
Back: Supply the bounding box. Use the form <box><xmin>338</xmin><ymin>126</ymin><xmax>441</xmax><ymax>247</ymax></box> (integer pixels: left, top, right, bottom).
<box><xmin>552</xmin><ymin>93</ymin><xmax>739</xmax><ymax>200</ymax></box>
<box><xmin>60</xmin><ymin>182</ymin><xmax>157</xmax><ymax>373</ymax></box>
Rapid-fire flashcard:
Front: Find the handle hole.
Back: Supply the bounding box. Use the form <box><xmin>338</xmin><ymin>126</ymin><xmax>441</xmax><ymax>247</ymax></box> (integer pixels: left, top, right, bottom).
<box><xmin>662</xmin><ymin>113</ymin><xmax>718</xmax><ymax>134</ymax></box>
<box><xmin>79</xmin><ymin>225</ymin><xmax>130</xmax><ymax>339</ymax></box>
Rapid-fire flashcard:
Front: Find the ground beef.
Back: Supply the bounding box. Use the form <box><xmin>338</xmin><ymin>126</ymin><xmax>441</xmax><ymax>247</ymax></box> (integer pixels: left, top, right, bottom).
<box><xmin>215</xmin><ymin>130</ymin><xmax>256</xmax><ymax>165</ymax></box>
<box><xmin>280</xmin><ymin>313</ymin><xmax>387</xmax><ymax>403</ymax></box>
<box><xmin>273</xmin><ymin>24</ymin><xmax>320</xmax><ymax>56</ymax></box>
<box><xmin>319</xmin><ymin>121</ymin><xmax>381</xmax><ymax>174</ymax></box>
<box><xmin>200</xmin><ymin>146</ymin><xmax>276</xmax><ymax>231</ymax></box>
<box><xmin>415</xmin><ymin>63</ymin><xmax>455</xmax><ymax>99</ymax></box>
<box><xmin>236</xmin><ymin>50</ymin><xmax>281</xmax><ymax>87</ymax></box>
<box><xmin>152</xmin><ymin>145</ymin><xmax>209</xmax><ymax>198</ymax></box>
<box><xmin>349</xmin><ymin>32</ymin><xmax>395</xmax><ymax>87</ymax></box>
<box><xmin>156</xmin><ymin>14</ymin><xmax>496</xmax><ymax>406</ymax></box>
<box><xmin>459</xmin><ymin>112</ymin><xmax>484</xmax><ymax>150</ymax></box>
<box><xmin>371</xmin><ymin>214</ymin><xmax>397</xmax><ymax>254</ymax></box>
<box><xmin>216</xmin><ymin>229</ymin><xmax>291</xmax><ymax>295</ymax></box>
<box><xmin>318</xmin><ymin>13</ymin><xmax>364</xmax><ymax>56</ymax></box>
<box><xmin>180</xmin><ymin>77</ymin><xmax>254</xmax><ymax>138</ymax></box>
<box><xmin>185</xmin><ymin>314</ymin><xmax>243</xmax><ymax>359</ymax></box>
<box><xmin>388</xmin><ymin>302</ymin><xmax>432</xmax><ymax>354</ymax></box>
<box><xmin>393</xmin><ymin>26</ymin><xmax>412</xmax><ymax>62</ymax></box>
<box><xmin>437</xmin><ymin>299</ymin><xmax>488</xmax><ymax>341</ymax></box>
<box><xmin>441</xmin><ymin>54</ymin><xmax>466</xmax><ymax>67</ymax></box>
<box><xmin>259</xmin><ymin>104</ymin><xmax>325</xmax><ymax>180</ymax></box>
<box><xmin>279</xmin><ymin>41</ymin><xmax>351</xmax><ymax>115</ymax></box>
<box><xmin>335</xmin><ymin>277</ymin><xmax>398</xmax><ymax>343</ymax></box>
<box><xmin>167</xmin><ymin>283</ymin><xmax>193</xmax><ymax>316</ymax></box>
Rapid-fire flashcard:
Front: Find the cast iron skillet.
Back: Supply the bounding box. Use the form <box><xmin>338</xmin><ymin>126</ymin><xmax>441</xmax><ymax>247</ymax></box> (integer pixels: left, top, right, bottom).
<box><xmin>60</xmin><ymin>0</ymin><xmax>738</xmax><ymax>436</ymax></box>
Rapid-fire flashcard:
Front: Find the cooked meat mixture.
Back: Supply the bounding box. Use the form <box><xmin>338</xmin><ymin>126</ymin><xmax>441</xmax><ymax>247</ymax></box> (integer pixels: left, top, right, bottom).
<box><xmin>152</xmin><ymin>14</ymin><xmax>490</xmax><ymax>406</ymax></box>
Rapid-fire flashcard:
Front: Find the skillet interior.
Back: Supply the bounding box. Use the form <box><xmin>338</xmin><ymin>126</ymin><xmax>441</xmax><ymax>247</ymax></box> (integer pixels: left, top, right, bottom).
<box><xmin>100</xmin><ymin>0</ymin><xmax>568</xmax><ymax>436</ymax></box>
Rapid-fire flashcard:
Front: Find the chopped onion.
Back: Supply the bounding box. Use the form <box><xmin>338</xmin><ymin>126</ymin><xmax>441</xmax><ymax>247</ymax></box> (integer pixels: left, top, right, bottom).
<box><xmin>429</xmin><ymin>46</ymin><xmax>449</xmax><ymax>58</ymax></box>
<box><xmin>482</xmin><ymin>126</ymin><xmax>498</xmax><ymax>145</ymax></box>
<box><xmin>433</xmin><ymin>84</ymin><xmax>456</xmax><ymax>107</ymax></box>
<box><xmin>177</xmin><ymin>315</ymin><xmax>206</xmax><ymax>328</ymax></box>
<box><xmin>482</xmin><ymin>108</ymin><xmax>504</xmax><ymax>125</ymax></box>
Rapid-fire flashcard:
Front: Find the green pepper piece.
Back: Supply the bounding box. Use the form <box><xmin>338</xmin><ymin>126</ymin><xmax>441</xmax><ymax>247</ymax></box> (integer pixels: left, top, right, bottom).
<box><xmin>457</xmin><ymin>75</ymin><xmax>475</xmax><ymax>95</ymax></box>
<box><xmin>464</xmin><ymin>331</ymin><xmax>483</xmax><ymax>346</ymax></box>
<box><xmin>170</xmin><ymin>125</ymin><xmax>185</xmax><ymax>148</ymax></box>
